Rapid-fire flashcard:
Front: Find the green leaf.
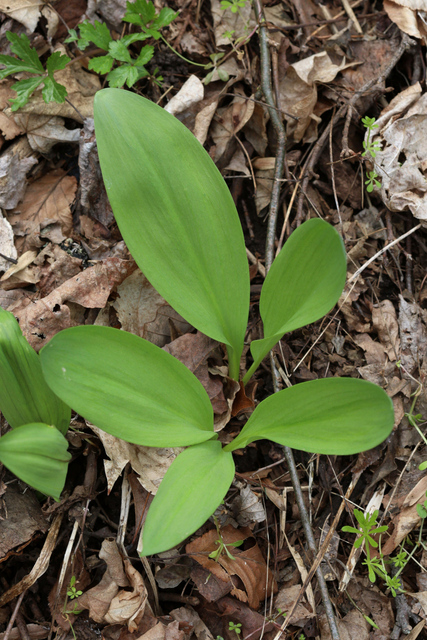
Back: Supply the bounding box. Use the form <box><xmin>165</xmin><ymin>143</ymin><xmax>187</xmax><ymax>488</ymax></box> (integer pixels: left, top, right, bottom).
<box><xmin>0</xmin><ymin>423</ymin><xmax>71</xmax><ymax>500</ymax></box>
<box><xmin>40</xmin><ymin>325</ymin><xmax>215</xmax><ymax>447</ymax></box>
<box><xmin>106</xmin><ymin>64</ymin><xmax>138</xmax><ymax>88</ymax></box>
<box><xmin>4</xmin><ymin>32</ymin><xmax>44</xmax><ymax>74</ymax></box>
<box><xmin>89</xmin><ymin>55</ymin><xmax>115</xmax><ymax>75</ymax></box>
<box><xmin>141</xmin><ymin>440</ymin><xmax>235</xmax><ymax>555</ymax></box>
<box><xmin>64</xmin><ymin>29</ymin><xmax>79</xmax><ymax>43</ymax></box>
<box><xmin>78</xmin><ymin>20</ymin><xmax>112</xmax><ymax>51</ymax></box>
<box><xmin>46</xmin><ymin>51</ymin><xmax>70</xmax><ymax>74</ymax></box>
<box><xmin>225</xmin><ymin>378</ymin><xmax>394</xmax><ymax>455</ymax></box>
<box><xmin>0</xmin><ymin>307</ymin><xmax>70</xmax><ymax>434</ymax></box>
<box><xmin>152</xmin><ymin>7</ymin><xmax>178</xmax><ymax>28</ymax></box>
<box><xmin>135</xmin><ymin>44</ymin><xmax>154</xmax><ymax>66</ymax></box>
<box><xmin>124</xmin><ymin>0</ymin><xmax>156</xmax><ymax>26</ymax></box>
<box><xmin>9</xmin><ymin>76</ymin><xmax>44</xmax><ymax>111</ymax></box>
<box><xmin>121</xmin><ymin>32</ymin><xmax>152</xmax><ymax>46</ymax></box>
<box><xmin>108</xmin><ymin>40</ymin><xmax>132</xmax><ymax>63</ymax></box>
<box><xmin>94</xmin><ymin>89</ymin><xmax>250</xmax><ymax>380</ymax></box>
<box><xmin>42</xmin><ymin>76</ymin><xmax>68</xmax><ymax>104</ymax></box>
<box><xmin>244</xmin><ymin>219</ymin><xmax>346</xmax><ymax>383</ymax></box>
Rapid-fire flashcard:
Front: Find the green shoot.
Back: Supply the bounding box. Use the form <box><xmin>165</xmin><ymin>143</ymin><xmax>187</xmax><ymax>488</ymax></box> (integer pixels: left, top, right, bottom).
<box><xmin>0</xmin><ymin>33</ymin><xmax>70</xmax><ymax>111</ymax></box>
<box><xmin>228</xmin><ymin>621</ymin><xmax>242</xmax><ymax>636</ymax></box>
<box><xmin>66</xmin><ymin>575</ymin><xmax>83</xmax><ymax>600</ymax></box>
<box><xmin>208</xmin><ymin>517</ymin><xmax>243</xmax><ymax>561</ymax></box>
<box><xmin>361</xmin><ymin>116</ymin><xmax>381</xmax><ymax>192</ymax></box>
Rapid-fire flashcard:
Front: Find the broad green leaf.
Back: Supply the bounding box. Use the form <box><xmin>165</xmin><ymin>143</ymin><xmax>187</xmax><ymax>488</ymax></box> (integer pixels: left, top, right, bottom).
<box><xmin>42</xmin><ymin>76</ymin><xmax>68</xmax><ymax>104</ymax></box>
<box><xmin>9</xmin><ymin>77</ymin><xmax>44</xmax><ymax>111</ymax></box>
<box><xmin>78</xmin><ymin>21</ymin><xmax>112</xmax><ymax>51</ymax></box>
<box><xmin>46</xmin><ymin>51</ymin><xmax>70</xmax><ymax>73</ymax></box>
<box><xmin>94</xmin><ymin>89</ymin><xmax>250</xmax><ymax>380</ymax></box>
<box><xmin>40</xmin><ymin>325</ymin><xmax>215</xmax><ymax>447</ymax></box>
<box><xmin>225</xmin><ymin>378</ymin><xmax>394</xmax><ymax>455</ymax></box>
<box><xmin>89</xmin><ymin>55</ymin><xmax>114</xmax><ymax>75</ymax></box>
<box><xmin>4</xmin><ymin>32</ymin><xmax>44</xmax><ymax>73</ymax></box>
<box><xmin>244</xmin><ymin>219</ymin><xmax>346</xmax><ymax>383</ymax></box>
<box><xmin>0</xmin><ymin>423</ymin><xmax>71</xmax><ymax>500</ymax></box>
<box><xmin>0</xmin><ymin>307</ymin><xmax>70</xmax><ymax>434</ymax></box>
<box><xmin>121</xmin><ymin>33</ymin><xmax>152</xmax><ymax>46</ymax></box>
<box><xmin>141</xmin><ymin>440</ymin><xmax>235</xmax><ymax>555</ymax></box>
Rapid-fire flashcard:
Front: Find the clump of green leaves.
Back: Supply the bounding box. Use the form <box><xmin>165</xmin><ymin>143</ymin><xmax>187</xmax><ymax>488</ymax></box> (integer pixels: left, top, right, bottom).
<box><xmin>361</xmin><ymin>115</ymin><xmax>381</xmax><ymax>193</ymax></box>
<box><xmin>342</xmin><ymin>508</ymin><xmax>405</xmax><ymax>597</ymax></box>
<box><xmin>203</xmin><ymin>53</ymin><xmax>229</xmax><ymax>84</ymax></box>
<box><xmin>66</xmin><ymin>0</ymin><xmax>177</xmax><ymax>88</ymax></box>
<box><xmin>0</xmin><ymin>33</ymin><xmax>70</xmax><ymax>111</ymax></box>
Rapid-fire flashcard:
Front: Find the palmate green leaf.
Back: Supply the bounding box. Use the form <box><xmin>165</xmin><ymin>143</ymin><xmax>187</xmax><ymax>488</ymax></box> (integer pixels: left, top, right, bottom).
<box><xmin>42</xmin><ymin>76</ymin><xmax>68</xmax><ymax>104</ymax></box>
<box><xmin>244</xmin><ymin>219</ymin><xmax>346</xmax><ymax>383</ymax></box>
<box><xmin>0</xmin><ymin>308</ymin><xmax>70</xmax><ymax>433</ymax></box>
<box><xmin>89</xmin><ymin>55</ymin><xmax>114</xmax><ymax>75</ymax></box>
<box><xmin>225</xmin><ymin>378</ymin><xmax>394</xmax><ymax>455</ymax></box>
<box><xmin>40</xmin><ymin>325</ymin><xmax>215</xmax><ymax>447</ymax></box>
<box><xmin>2</xmin><ymin>32</ymin><xmax>44</xmax><ymax>74</ymax></box>
<box><xmin>77</xmin><ymin>20</ymin><xmax>113</xmax><ymax>51</ymax></box>
<box><xmin>108</xmin><ymin>40</ymin><xmax>132</xmax><ymax>63</ymax></box>
<box><xmin>141</xmin><ymin>440</ymin><xmax>235</xmax><ymax>556</ymax></box>
<box><xmin>106</xmin><ymin>65</ymin><xmax>139</xmax><ymax>88</ymax></box>
<box><xmin>0</xmin><ymin>423</ymin><xmax>71</xmax><ymax>500</ymax></box>
<box><xmin>94</xmin><ymin>89</ymin><xmax>249</xmax><ymax>380</ymax></box>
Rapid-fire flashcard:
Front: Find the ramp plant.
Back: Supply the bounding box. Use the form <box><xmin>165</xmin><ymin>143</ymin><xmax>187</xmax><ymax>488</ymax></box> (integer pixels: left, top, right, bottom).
<box><xmin>0</xmin><ymin>308</ymin><xmax>71</xmax><ymax>499</ymax></box>
<box><xmin>1</xmin><ymin>89</ymin><xmax>394</xmax><ymax>555</ymax></box>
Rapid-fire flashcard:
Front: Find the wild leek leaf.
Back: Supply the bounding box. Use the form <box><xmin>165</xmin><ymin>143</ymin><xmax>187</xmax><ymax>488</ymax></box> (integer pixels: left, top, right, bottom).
<box><xmin>0</xmin><ymin>307</ymin><xmax>70</xmax><ymax>434</ymax></box>
<box><xmin>94</xmin><ymin>89</ymin><xmax>249</xmax><ymax>380</ymax></box>
<box><xmin>225</xmin><ymin>378</ymin><xmax>394</xmax><ymax>455</ymax></box>
<box><xmin>244</xmin><ymin>219</ymin><xmax>346</xmax><ymax>383</ymax></box>
<box><xmin>0</xmin><ymin>423</ymin><xmax>71</xmax><ymax>500</ymax></box>
<box><xmin>40</xmin><ymin>325</ymin><xmax>215</xmax><ymax>447</ymax></box>
<box><xmin>141</xmin><ymin>439</ymin><xmax>235</xmax><ymax>556</ymax></box>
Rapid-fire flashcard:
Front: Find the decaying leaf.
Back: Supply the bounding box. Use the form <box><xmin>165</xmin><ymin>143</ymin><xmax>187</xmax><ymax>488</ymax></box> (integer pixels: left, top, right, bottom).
<box><xmin>384</xmin><ymin>0</ymin><xmax>427</xmax><ymax>43</ymax></box>
<box><xmin>89</xmin><ymin>424</ymin><xmax>183</xmax><ymax>494</ymax></box>
<box><xmin>368</xmin><ymin>83</ymin><xmax>427</xmax><ymax>223</ymax></box>
<box><xmin>275</xmin><ymin>584</ymin><xmax>315</xmax><ymax>625</ymax></box>
<box><xmin>113</xmin><ymin>270</ymin><xmax>192</xmax><ymax>348</ymax></box>
<box><xmin>11</xmin><ymin>113</ymin><xmax>80</xmax><ymax>154</ymax></box>
<box><xmin>0</xmin><ymin>137</ymin><xmax>38</xmax><ymax>210</ymax></box>
<box><xmin>0</xmin><ymin>484</ymin><xmax>48</xmax><ymax>561</ymax></box>
<box><xmin>165</xmin><ymin>75</ymin><xmax>204</xmax><ymax>116</ymax></box>
<box><xmin>0</xmin><ymin>0</ymin><xmax>41</xmax><ymax>32</ymax></box>
<box><xmin>0</xmin><ymin>212</ymin><xmax>17</xmax><ymax>272</ymax></box>
<box><xmin>186</xmin><ymin>525</ymin><xmax>276</xmax><ymax>609</ymax></box>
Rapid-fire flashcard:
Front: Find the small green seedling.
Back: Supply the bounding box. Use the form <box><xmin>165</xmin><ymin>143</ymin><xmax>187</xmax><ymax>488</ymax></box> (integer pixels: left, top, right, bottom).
<box><xmin>209</xmin><ymin>518</ymin><xmax>243</xmax><ymax>561</ymax></box>
<box><xmin>228</xmin><ymin>621</ymin><xmax>242</xmax><ymax>636</ymax></box>
<box><xmin>203</xmin><ymin>53</ymin><xmax>229</xmax><ymax>84</ymax></box>
<box><xmin>0</xmin><ymin>33</ymin><xmax>70</xmax><ymax>111</ymax></box>
<box><xmin>1</xmin><ymin>90</ymin><xmax>394</xmax><ymax>554</ymax></box>
<box><xmin>66</xmin><ymin>575</ymin><xmax>83</xmax><ymax>600</ymax></box>
<box><xmin>361</xmin><ymin>116</ymin><xmax>381</xmax><ymax>192</ymax></box>
<box><xmin>220</xmin><ymin>0</ymin><xmax>248</xmax><ymax>13</ymax></box>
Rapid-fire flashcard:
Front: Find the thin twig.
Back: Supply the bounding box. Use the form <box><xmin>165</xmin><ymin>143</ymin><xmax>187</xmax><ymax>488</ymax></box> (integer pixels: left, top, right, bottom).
<box><xmin>253</xmin><ymin>0</ymin><xmax>341</xmax><ymax>636</ymax></box>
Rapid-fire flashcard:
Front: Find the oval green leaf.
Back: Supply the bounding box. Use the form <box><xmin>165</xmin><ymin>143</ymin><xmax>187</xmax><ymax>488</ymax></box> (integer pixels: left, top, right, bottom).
<box><xmin>0</xmin><ymin>423</ymin><xmax>71</xmax><ymax>500</ymax></box>
<box><xmin>94</xmin><ymin>89</ymin><xmax>250</xmax><ymax>380</ymax></box>
<box><xmin>141</xmin><ymin>439</ymin><xmax>235</xmax><ymax>556</ymax></box>
<box><xmin>40</xmin><ymin>325</ymin><xmax>215</xmax><ymax>447</ymax></box>
<box><xmin>225</xmin><ymin>378</ymin><xmax>394</xmax><ymax>455</ymax></box>
<box><xmin>0</xmin><ymin>307</ymin><xmax>70</xmax><ymax>434</ymax></box>
<box><xmin>244</xmin><ymin>219</ymin><xmax>346</xmax><ymax>383</ymax></box>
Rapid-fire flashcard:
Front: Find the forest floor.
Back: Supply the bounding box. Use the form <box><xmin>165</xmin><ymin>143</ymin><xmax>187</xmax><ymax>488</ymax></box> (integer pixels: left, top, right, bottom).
<box><xmin>0</xmin><ymin>0</ymin><xmax>427</xmax><ymax>639</ymax></box>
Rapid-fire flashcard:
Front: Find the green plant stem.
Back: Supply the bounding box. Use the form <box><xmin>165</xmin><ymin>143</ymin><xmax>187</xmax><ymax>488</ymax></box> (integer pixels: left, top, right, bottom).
<box><xmin>253</xmin><ymin>0</ymin><xmax>340</xmax><ymax>636</ymax></box>
<box><xmin>159</xmin><ymin>34</ymin><xmax>206</xmax><ymax>67</ymax></box>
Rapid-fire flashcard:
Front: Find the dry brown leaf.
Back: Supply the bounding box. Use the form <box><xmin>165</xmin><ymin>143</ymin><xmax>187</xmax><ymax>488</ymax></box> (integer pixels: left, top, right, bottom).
<box><xmin>0</xmin><ymin>137</ymin><xmax>38</xmax><ymax>210</ymax></box>
<box><xmin>382</xmin><ymin>477</ymin><xmax>427</xmax><ymax>555</ymax></box>
<box><xmin>89</xmin><ymin>424</ymin><xmax>183</xmax><ymax>494</ymax></box>
<box><xmin>0</xmin><ymin>212</ymin><xmax>17</xmax><ymax>272</ymax></box>
<box><xmin>368</xmin><ymin>84</ymin><xmax>427</xmax><ymax>223</ymax></box>
<box><xmin>275</xmin><ymin>584</ymin><xmax>315</xmax><ymax>625</ymax></box>
<box><xmin>13</xmin><ymin>257</ymin><xmax>134</xmax><ymax>350</ymax></box>
<box><xmin>113</xmin><ymin>270</ymin><xmax>192</xmax><ymax>347</ymax></box>
<box><xmin>229</xmin><ymin>483</ymin><xmax>266</xmax><ymax>526</ymax></box>
<box><xmin>399</xmin><ymin>295</ymin><xmax>427</xmax><ymax>375</ymax></box>
<box><xmin>372</xmin><ymin>300</ymin><xmax>400</xmax><ymax>361</ymax></box>
<box><xmin>0</xmin><ymin>485</ymin><xmax>48</xmax><ymax>561</ymax></box>
<box><xmin>170</xmin><ymin>607</ymin><xmax>215</xmax><ymax>640</ymax></box>
<box><xmin>164</xmin><ymin>332</ymin><xmax>228</xmax><ymax>415</ymax></box>
<box><xmin>76</xmin><ymin>539</ymin><xmax>147</xmax><ymax>630</ymax></box>
<box><xmin>319</xmin><ymin>610</ymin><xmax>369</xmax><ymax>640</ymax></box>
<box><xmin>0</xmin><ymin>0</ymin><xmax>41</xmax><ymax>31</ymax></box>
<box><xmin>11</xmin><ymin>113</ymin><xmax>80</xmax><ymax>154</ymax></box>
<box><xmin>384</xmin><ymin>0</ymin><xmax>427</xmax><ymax>42</ymax></box>
<box><xmin>8</xmin><ymin>169</ymin><xmax>76</xmax><ymax>252</ymax></box>
<box><xmin>210</xmin><ymin>92</ymin><xmax>254</xmax><ymax>162</ymax></box>
<box><xmin>186</xmin><ymin>525</ymin><xmax>276</xmax><ymax>609</ymax></box>
<box><xmin>165</xmin><ymin>75</ymin><xmax>204</xmax><ymax>116</ymax></box>
<box><xmin>0</xmin><ymin>250</ymin><xmax>40</xmax><ymax>289</ymax></box>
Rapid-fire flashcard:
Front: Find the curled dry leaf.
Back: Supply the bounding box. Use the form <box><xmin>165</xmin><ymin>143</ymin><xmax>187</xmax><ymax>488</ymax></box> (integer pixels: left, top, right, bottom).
<box><xmin>186</xmin><ymin>525</ymin><xmax>276</xmax><ymax>609</ymax></box>
<box><xmin>368</xmin><ymin>83</ymin><xmax>427</xmax><ymax>223</ymax></box>
<box><xmin>372</xmin><ymin>300</ymin><xmax>400</xmax><ymax>361</ymax></box>
<box><xmin>398</xmin><ymin>294</ymin><xmax>427</xmax><ymax>376</ymax></box>
<box><xmin>0</xmin><ymin>484</ymin><xmax>48</xmax><ymax>561</ymax></box>
<box><xmin>165</xmin><ymin>75</ymin><xmax>204</xmax><ymax>116</ymax></box>
<box><xmin>89</xmin><ymin>424</ymin><xmax>183</xmax><ymax>494</ymax></box>
<box><xmin>384</xmin><ymin>0</ymin><xmax>427</xmax><ymax>43</ymax></box>
<box><xmin>76</xmin><ymin>539</ymin><xmax>148</xmax><ymax>631</ymax></box>
<box><xmin>0</xmin><ymin>0</ymin><xmax>41</xmax><ymax>32</ymax></box>
<box><xmin>275</xmin><ymin>584</ymin><xmax>315</xmax><ymax>625</ymax></box>
<box><xmin>0</xmin><ymin>212</ymin><xmax>17</xmax><ymax>272</ymax></box>
<box><xmin>11</xmin><ymin>113</ymin><xmax>80</xmax><ymax>154</ymax></box>
<box><xmin>210</xmin><ymin>91</ymin><xmax>255</xmax><ymax>162</ymax></box>
<box><xmin>0</xmin><ymin>250</ymin><xmax>40</xmax><ymax>290</ymax></box>
<box><xmin>113</xmin><ymin>270</ymin><xmax>192</xmax><ymax>348</ymax></box>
